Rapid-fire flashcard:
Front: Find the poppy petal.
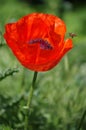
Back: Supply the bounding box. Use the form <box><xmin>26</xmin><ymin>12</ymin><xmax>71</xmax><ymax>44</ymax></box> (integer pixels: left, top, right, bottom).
<box><xmin>4</xmin><ymin>13</ymin><xmax>73</xmax><ymax>71</ymax></box>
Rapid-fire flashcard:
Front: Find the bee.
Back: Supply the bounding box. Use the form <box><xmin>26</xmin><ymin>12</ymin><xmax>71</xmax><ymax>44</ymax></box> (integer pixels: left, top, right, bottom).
<box><xmin>28</xmin><ymin>38</ymin><xmax>53</xmax><ymax>50</ymax></box>
<box><xmin>69</xmin><ymin>33</ymin><xmax>77</xmax><ymax>38</ymax></box>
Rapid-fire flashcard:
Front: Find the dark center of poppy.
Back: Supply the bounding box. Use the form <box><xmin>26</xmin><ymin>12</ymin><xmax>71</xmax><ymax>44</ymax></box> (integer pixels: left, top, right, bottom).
<box><xmin>28</xmin><ymin>38</ymin><xmax>53</xmax><ymax>50</ymax></box>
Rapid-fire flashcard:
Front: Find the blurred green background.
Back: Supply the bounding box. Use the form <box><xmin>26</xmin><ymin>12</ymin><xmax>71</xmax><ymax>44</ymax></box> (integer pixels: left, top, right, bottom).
<box><xmin>0</xmin><ymin>0</ymin><xmax>86</xmax><ymax>130</ymax></box>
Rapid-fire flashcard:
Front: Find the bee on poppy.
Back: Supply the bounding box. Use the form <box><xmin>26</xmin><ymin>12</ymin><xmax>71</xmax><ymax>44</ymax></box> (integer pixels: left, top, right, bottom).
<box><xmin>69</xmin><ymin>33</ymin><xmax>77</xmax><ymax>38</ymax></box>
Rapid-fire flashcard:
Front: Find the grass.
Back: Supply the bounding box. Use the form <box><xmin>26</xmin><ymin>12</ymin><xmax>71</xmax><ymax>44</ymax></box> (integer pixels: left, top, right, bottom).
<box><xmin>0</xmin><ymin>0</ymin><xmax>86</xmax><ymax>130</ymax></box>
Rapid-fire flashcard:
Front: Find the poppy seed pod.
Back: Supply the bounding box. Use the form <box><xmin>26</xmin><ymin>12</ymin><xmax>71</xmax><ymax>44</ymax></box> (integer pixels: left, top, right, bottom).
<box><xmin>4</xmin><ymin>13</ymin><xmax>73</xmax><ymax>71</ymax></box>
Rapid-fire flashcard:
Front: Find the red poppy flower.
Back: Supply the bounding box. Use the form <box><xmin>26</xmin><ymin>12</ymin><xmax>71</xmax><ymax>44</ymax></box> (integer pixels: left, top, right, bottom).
<box><xmin>4</xmin><ymin>13</ymin><xmax>73</xmax><ymax>71</ymax></box>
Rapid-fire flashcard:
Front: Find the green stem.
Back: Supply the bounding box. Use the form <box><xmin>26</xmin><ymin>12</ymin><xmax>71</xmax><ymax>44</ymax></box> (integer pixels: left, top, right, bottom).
<box><xmin>77</xmin><ymin>110</ymin><xmax>86</xmax><ymax>130</ymax></box>
<box><xmin>64</xmin><ymin>55</ymin><xmax>69</xmax><ymax>72</ymax></box>
<box><xmin>24</xmin><ymin>71</ymin><xmax>38</xmax><ymax>130</ymax></box>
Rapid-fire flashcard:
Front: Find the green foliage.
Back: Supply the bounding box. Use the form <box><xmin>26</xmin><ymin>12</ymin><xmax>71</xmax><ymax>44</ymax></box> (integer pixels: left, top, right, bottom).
<box><xmin>0</xmin><ymin>0</ymin><xmax>86</xmax><ymax>130</ymax></box>
<box><xmin>0</xmin><ymin>68</ymin><xmax>19</xmax><ymax>81</ymax></box>
<box><xmin>0</xmin><ymin>125</ymin><xmax>13</xmax><ymax>130</ymax></box>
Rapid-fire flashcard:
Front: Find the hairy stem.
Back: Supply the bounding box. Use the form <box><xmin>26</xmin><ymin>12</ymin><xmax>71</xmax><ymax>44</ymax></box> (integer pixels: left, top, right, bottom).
<box><xmin>24</xmin><ymin>71</ymin><xmax>38</xmax><ymax>130</ymax></box>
